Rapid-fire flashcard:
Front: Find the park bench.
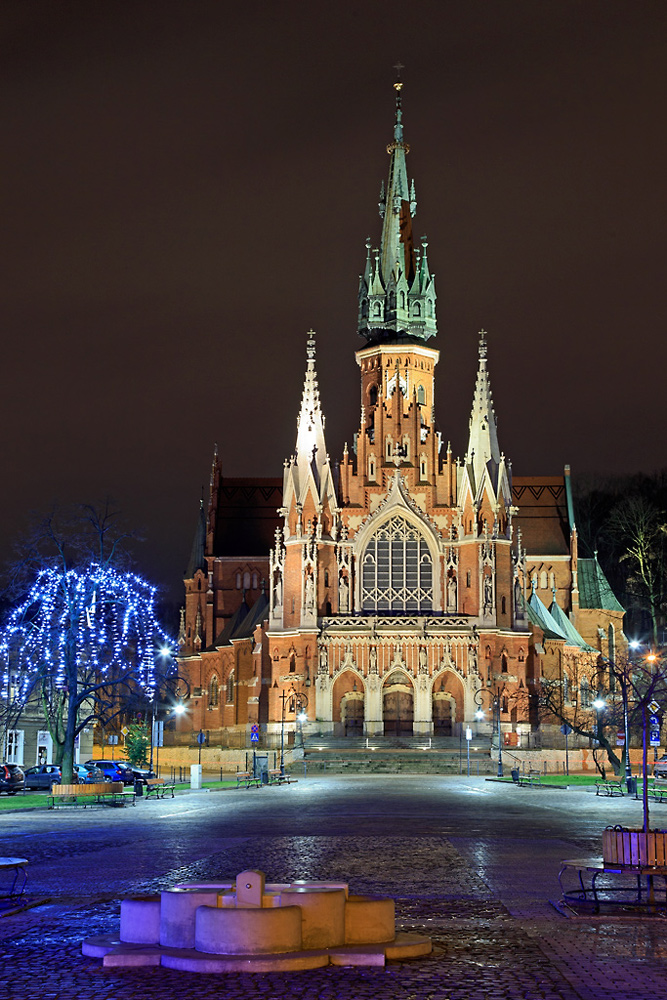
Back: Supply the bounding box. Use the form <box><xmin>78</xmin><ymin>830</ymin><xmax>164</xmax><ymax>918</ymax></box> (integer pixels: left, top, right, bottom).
<box><xmin>143</xmin><ymin>777</ymin><xmax>175</xmax><ymax>800</ymax></box>
<box><xmin>648</xmin><ymin>779</ymin><xmax>667</xmax><ymax>803</ymax></box>
<box><xmin>511</xmin><ymin>768</ymin><xmax>542</xmax><ymax>787</ymax></box>
<box><xmin>595</xmin><ymin>778</ymin><xmax>625</xmax><ymax>797</ymax></box>
<box><xmin>235</xmin><ymin>771</ymin><xmax>262</xmax><ymax>789</ymax></box>
<box><xmin>268</xmin><ymin>768</ymin><xmax>297</xmax><ymax>785</ymax></box>
<box><xmin>49</xmin><ymin>781</ymin><xmax>135</xmax><ymax>808</ymax></box>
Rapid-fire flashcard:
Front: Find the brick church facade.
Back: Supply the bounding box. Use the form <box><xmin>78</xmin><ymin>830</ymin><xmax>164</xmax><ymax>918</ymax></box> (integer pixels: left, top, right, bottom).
<box><xmin>177</xmin><ymin>83</ymin><xmax>624</xmax><ymax>747</ymax></box>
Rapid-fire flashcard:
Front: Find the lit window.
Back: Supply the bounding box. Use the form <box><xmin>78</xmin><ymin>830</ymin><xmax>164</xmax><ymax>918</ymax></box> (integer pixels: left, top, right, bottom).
<box><xmin>226</xmin><ymin>672</ymin><xmax>235</xmax><ymax>704</ymax></box>
<box><xmin>209</xmin><ymin>675</ymin><xmax>219</xmax><ymax>708</ymax></box>
<box><xmin>361</xmin><ymin>515</ymin><xmax>433</xmax><ymax>613</ymax></box>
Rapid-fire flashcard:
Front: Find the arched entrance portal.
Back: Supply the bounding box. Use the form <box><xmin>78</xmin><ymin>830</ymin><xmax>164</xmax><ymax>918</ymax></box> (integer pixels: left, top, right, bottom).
<box><xmin>432</xmin><ymin>694</ymin><xmax>454</xmax><ymax>735</ymax></box>
<box><xmin>383</xmin><ymin>670</ymin><xmax>414</xmax><ymax>736</ymax></box>
<box><xmin>332</xmin><ymin>671</ymin><xmax>364</xmax><ymax>737</ymax></box>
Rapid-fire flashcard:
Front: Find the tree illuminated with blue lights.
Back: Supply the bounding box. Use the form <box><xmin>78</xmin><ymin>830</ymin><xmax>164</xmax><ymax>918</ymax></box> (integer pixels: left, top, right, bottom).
<box><xmin>0</xmin><ymin>504</ymin><xmax>177</xmax><ymax>782</ymax></box>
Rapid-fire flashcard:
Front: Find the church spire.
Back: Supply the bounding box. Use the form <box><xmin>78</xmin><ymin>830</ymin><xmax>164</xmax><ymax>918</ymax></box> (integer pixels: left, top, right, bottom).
<box><xmin>358</xmin><ymin>73</ymin><xmax>437</xmax><ymax>344</ymax></box>
<box><xmin>465</xmin><ymin>331</ymin><xmax>502</xmax><ymax>496</ymax></box>
<box><xmin>282</xmin><ymin>330</ymin><xmax>337</xmax><ymax>513</ymax></box>
<box><xmin>185</xmin><ymin>495</ymin><xmax>207</xmax><ymax>579</ymax></box>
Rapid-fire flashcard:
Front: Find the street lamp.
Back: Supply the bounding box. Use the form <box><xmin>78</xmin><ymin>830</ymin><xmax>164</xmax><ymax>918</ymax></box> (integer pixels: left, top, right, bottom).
<box><xmin>474</xmin><ymin>688</ymin><xmax>503</xmax><ymax>777</ymax></box>
<box><xmin>279</xmin><ymin>684</ymin><xmax>308</xmax><ymax>776</ymax></box>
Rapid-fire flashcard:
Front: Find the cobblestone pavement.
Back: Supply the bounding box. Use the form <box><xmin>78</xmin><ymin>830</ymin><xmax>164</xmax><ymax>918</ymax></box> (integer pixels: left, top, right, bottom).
<box><xmin>1</xmin><ymin>775</ymin><xmax>666</xmax><ymax>999</ymax></box>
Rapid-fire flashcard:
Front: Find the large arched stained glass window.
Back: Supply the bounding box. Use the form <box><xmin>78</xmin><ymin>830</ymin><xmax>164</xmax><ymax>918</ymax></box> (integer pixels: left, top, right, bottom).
<box><xmin>361</xmin><ymin>515</ymin><xmax>433</xmax><ymax>612</ymax></box>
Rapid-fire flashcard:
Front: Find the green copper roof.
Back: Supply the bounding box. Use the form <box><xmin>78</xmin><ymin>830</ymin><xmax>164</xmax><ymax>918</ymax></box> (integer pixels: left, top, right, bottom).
<box><xmin>578</xmin><ymin>558</ymin><xmax>625</xmax><ymax>612</ymax></box>
<box><xmin>524</xmin><ymin>589</ymin><xmax>567</xmax><ymax>641</ymax></box>
<box><xmin>548</xmin><ymin>597</ymin><xmax>596</xmax><ymax>651</ymax></box>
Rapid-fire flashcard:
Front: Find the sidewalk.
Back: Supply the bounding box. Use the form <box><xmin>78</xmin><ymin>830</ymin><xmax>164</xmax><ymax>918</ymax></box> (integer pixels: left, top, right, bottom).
<box><xmin>1</xmin><ymin>776</ymin><xmax>666</xmax><ymax>999</ymax></box>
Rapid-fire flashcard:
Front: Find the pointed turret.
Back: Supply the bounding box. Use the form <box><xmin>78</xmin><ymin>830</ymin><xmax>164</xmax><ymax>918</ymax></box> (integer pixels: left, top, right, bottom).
<box><xmin>464</xmin><ymin>331</ymin><xmax>502</xmax><ymax>497</ymax></box>
<box><xmin>282</xmin><ymin>331</ymin><xmax>338</xmax><ymax>517</ymax></box>
<box><xmin>358</xmin><ymin>75</ymin><xmax>436</xmax><ymax>343</ymax></box>
<box><xmin>185</xmin><ymin>496</ymin><xmax>207</xmax><ymax>578</ymax></box>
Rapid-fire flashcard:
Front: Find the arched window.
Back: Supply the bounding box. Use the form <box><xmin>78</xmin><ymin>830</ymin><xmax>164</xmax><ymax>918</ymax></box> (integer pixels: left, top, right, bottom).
<box><xmin>369</xmin><ymin>384</ymin><xmax>378</xmax><ymax>407</ymax></box>
<box><xmin>549</xmin><ymin>571</ymin><xmax>555</xmax><ymax>590</ymax></box>
<box><xmin>361</xmin><ymin>515</ymin><xmax>433</xmax><ymax>613</ymax></box>
<box><xmin>466</xmin><ymin>571</ymin><xmax>471</xmax><ymax>588</ymax></box>
<box><xmin>417</xmin><ymin>384</ymin><xmax>426</xmax><ymax>405</ymax></box>
<box><xmin>501</xmin><ymin>596</ymin><xmax>506</xmax><ymax>615</ymax></box>
<box><xmin>580</xmin><ymin>677</ymin><xmax>590</xmax><ymax>708</ymax></box>
<box><xmin>540</xmin><ymin>571</ymin><xmax>548</xmax><ymax>589</ymax></box>
<box><xmin>236</xmin><ymin>572</ymin><xmax>241</xmax><ymax>589</ymax></box>
<box><xmin>243</xmin><ymin>571</ymin><xmax>251</xmax><ymax>590</ymax></box>
<box><xmin>209</xmin><ymin>675</ymin><xmax>219</xmax><ymax>708</ymax></box>
<box><xmin>374</xmin><ymin>302</ymin><xmax>381</xmax><ymax>317</ymax></box>
<box><xmin>501</xmin><ymin>654</ymin><xmax>508</xmax><ymax>674</ymax></box>
<box><xmin>226</xmin><ymin>671</ymin><xmax>235</xmax><ymax>704</ymax></box>
<box><xmin>369</xmin><ymin>456</ymin><xmax>376</xmax><ymax>480</ymax></box>
<box><xmin>400</xmin><ymin>290</ymin><xmax>406</xmax><ymax>309</ymax></box>
<box><xmin>412</xmin><ymin>302</ymin><xmax>421</xmax><ymax>317</ymax></box>
<box><xmin>420</xmin><ymin>455</ymin><xmax>427</xmax><ymax>479</ymax></box>
<box><xmin>324</xmin><ymin>569</ymin><xmax>329</xmax><ymax>588</ymax></box>
<box><xmin>252</xmin><ymin>572</ymin><xmax>258</xmax><ymax>589</ymax></box>
<box><xmin>563</xmin><ymin>674</ymin><xmax>569</xmax><ymax>703</ymax></box>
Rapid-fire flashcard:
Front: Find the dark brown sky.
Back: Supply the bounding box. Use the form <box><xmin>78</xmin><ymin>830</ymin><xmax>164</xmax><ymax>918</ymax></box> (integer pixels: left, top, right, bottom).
<box><xmin>1</xmin><ymin>1</ymin><xmax>666</xmax><ymax>601</ymax></box>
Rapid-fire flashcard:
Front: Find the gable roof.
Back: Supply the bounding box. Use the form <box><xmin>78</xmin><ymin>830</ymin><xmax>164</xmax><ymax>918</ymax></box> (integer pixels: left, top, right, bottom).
<box><xmin>578</xmin><ymin>558</ymin><xmax>625</xmax><ymax>612</ymax></box>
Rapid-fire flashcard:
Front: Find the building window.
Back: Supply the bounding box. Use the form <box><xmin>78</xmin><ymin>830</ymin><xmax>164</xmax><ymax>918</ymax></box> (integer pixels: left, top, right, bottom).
<box><xmin>501</xmin><ymin>654</ymin><xmax>508</xmax><ymax>674</ymax></box>
<box><xmin>243</xmin><ymin>571</ymin><xmax>251</xmax><ymax>590</ymax></box>
<box><xmin>324</xmin><ymin>569</ymin><xmax>329</xmax><ymax>588</ymax></box>
<box><xmin>417</xmin><ymin>384</ymin><xmax>425</xmax><ymax>405</ymax></box>
<box><xmin>236</xmin><ymin>572</ymin><xmax>241</xmax><ymax>589</ymax></box>
<box><xmin>540</xmin><ymin>571</ymin><xmax>548</xmax><ymax>589</ymax></box>
<box><xmin>580</xmin><ymin>677</ymin><xmax>590</xmax><ymax>708</ymax></box>
<box><xmin>501</xmin><ymin>596</ymin><xmax>506</xmax><ymax>615</ymax></box>
<box><xmin>361</xmin><ymin>514</ymin><xmax>433</xmax><ymax>613</ymax></box>
<box><xmin>252</xmin><ymin>572</ymin><xmax>258</xmax><ymax>589</ymax></box>
<box><xmin>563</xmin><ymin>674</ymin><xmax>569</xmax><ymax>703</ymax></box>
<box><xmin>466</xmin><ymin>571</ymin><xmax>471</xmax><ymax>588</ymax></box>
<box><xmin>5</xmin><ymin>730</ymin><xmax>23</xmax><ymax>765</ymax></box>
<box><xmin>226</xmin><ymin>672</ymin><xmax>235</xmax><ymax>704</ymax></box>
<box><xmin>369</xmin><ymin>384</ymin><xmax>378</xmax><ymax>406</ymax></box>
<box><xmin>420</xmin><ymin>456</ymin><xmax>427</xmax><ymax>479</ymax></box>
<box><xmin>369</xmin><ymin>456</ymin><xmax>376</xmax><ymax>480</ymax></box>
<box><xmin>209</xmin><ymin>675</ymin><xmax>219</xmax><ymax>708</ymax></box>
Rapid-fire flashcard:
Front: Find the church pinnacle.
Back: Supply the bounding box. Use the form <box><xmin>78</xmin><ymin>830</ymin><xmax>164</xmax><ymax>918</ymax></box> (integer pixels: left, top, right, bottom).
<box><xmin>358</xmin><ymin>76</ymin><xmax>437</xmax><ymax>344</ymax></box>
<box><xmin>464</xmin><ymin>331</ymin><xmax>504</xmax><ymax>498</ymax></box>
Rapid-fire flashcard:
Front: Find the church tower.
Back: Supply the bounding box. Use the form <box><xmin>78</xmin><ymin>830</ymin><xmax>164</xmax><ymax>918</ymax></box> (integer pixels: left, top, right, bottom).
<box><xmin>265</xmin><ymin>79</ymin><xmax>534</xmax><ymax>742</ymax></box>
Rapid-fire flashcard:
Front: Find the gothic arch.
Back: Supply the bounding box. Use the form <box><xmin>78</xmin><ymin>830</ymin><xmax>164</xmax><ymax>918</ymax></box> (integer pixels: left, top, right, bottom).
<box><xmin>353</xmin><ymin>478</ymin><xmax>442</xmax><ymax>613</ymax></box>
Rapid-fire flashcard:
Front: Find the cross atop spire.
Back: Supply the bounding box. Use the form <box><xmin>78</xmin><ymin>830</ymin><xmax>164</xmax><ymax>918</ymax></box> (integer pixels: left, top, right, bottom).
<box><xmin>357</xmin><ymin>77</ymin><xmax>437</xmax><ymax>344</ymax></box>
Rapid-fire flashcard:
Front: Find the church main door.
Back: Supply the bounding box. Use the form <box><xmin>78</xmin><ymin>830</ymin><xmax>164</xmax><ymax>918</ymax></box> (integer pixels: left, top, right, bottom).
<box><xmin>432</xmin><ymin>695</ymin><xmax>453</xmax><ymax>735</ymax></box>
<box><xmin>383</xmin><ymin>688</ymin><xmax>414</xmax><ymax>736</ymax></box>
<box><xmin>343</xmin><ymin>695</ymin><xmax>364</xmax><ymax>735</ymax></box>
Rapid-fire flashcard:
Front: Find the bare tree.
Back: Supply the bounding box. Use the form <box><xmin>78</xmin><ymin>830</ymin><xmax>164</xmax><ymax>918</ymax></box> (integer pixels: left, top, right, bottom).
<box><xmin>607</xmin><ymin>496</ymin><xmax>666</xmax><ymax>648</ymax></box>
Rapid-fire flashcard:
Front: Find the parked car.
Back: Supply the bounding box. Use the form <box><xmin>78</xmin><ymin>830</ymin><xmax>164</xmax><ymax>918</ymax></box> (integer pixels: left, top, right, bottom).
<box><xmin>130</xmin><ymin>767</ymin><xmax>157</xmax><ymax>782</ymax></box>
<box><xmin>73</xmin><ymin>763</ymin><xmax>106</xmax><ymax>783</ymax></box>
<box><xmin>23</xmin><ymin>764</ymin><xmax>62</xmax><ymax>790</ymax></box>
<box><xmin>653</xmin><ymin>755</ymin><xmax>667</xmax><ymax>778</ymax></box>
<box><xmin>84</xmin><ymin>759</ymin><xmax>135</xmax><ymax>784</ymax></box>
<box><xmin>0</xmin><ymin>763</ymin><xmax>24</xmax><ymax>795</ymax></box>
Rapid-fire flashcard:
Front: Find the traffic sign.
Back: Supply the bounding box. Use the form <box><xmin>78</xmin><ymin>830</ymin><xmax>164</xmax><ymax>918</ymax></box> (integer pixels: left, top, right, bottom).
<box><xmin>560</xmin><ymin>723</ymin><xmax>572</xmax><ymax>736</ymax></box>
<box><xmin>121</xmin><ymin>726</ymin><xmax>129</xmax><ymax>736</ymax></box>
<box><xmin>649</xmin><ymin>701</ymin><xmax>660</xmax><ymax>714</ymax></box>
<box><xmin>465</xmin><ymin>727</ymin><xmax>472</xmax><ymax>741</ymax></box>
<box><xmin>616</xmin><ymin>731</ymin><xmax>625</xmax><ymax>746</ymax></box>
<box><xmin>250</xmin><ymin>731</ymin><xmax>259</xmax><ymax>743</ymax></box>
<box><xmin>197</xmin><ymin>731</ymin><xmax>206</xmax><ymax>746</ymax></box>
<box><xmin>650</xmin><ymin>728</ymin><xmax>661</xmax><ymax>747</ymax></box>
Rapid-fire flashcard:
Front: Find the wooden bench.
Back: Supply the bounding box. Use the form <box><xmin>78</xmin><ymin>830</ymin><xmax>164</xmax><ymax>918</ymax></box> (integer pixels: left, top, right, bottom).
<box><xmin>649</xmin><ymin>779</ymin><xmax>667</xmax><ymax>802</ymax></box>
<box><xmin>268</xmin><ymin>768</ymin><xmax>297</xmax><ymax>785</ymax></box>
<box><xmin>143</xmin><ymin>777</ymin><xmax>175</xmax><ymax>799</ymax></box>
<box><xmin>235</xmin><ymin>771</ymin><xmax>262</xmax><ymax>789</ymax></box>
<box><xmin>49</xmin><ymin>782</ymin><xmax>135</xmax><ymax>808</ymax></box>
<box><xmin>558</xmin><ymin>856</ymin><xmax>667</xmax><ymax>913</ymax></box>
<box><xmin>511</xmin><ymin>768</ymin><xmax>541</xmax><ymax>786</ymax></box>
<box><xmin>595</xmin><ymin>779</ymin><xmax>625</xmax><ymax>797</ymax></box>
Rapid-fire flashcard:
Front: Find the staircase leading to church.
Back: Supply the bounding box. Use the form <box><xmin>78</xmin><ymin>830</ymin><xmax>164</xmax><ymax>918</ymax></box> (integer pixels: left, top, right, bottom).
<box><xmin>300</xmin><ymin>733</ymin><xmax>497</xmax><ymax>775</ymax></box>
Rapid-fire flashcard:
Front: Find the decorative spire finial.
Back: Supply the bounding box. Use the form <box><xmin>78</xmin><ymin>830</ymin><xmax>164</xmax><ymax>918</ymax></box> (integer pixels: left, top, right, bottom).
<box><xmin>479</xmin><ymin>329</ymin><xmax>488</xmax><ymax>360</ymax></box>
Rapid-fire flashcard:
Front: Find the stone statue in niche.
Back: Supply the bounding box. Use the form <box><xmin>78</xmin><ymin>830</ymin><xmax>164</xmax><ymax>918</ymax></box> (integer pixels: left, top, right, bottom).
<box><xmin>483</xmin><ymin>574</ymin><xmax>493</xmax><ymax>613</ymax></box>
<box><xmin>318</xmin><ymin>646</ymin><xmax>328</xmax><ymax>673</ymax></box>
<box><xmin>339</xmin><ymin>573</ymin><xmax>349</xmax><ymax>613</ymax></box>
<box><xmin>369</xmin><ymin>645</ymin><xmax>378</xmax><ymax>673</ymax></box>
<box><xmin>468</xmin><ymin>645</ymin><xmax>477</xmax><ymax>672</ymax></box>
<box><xmin>305</xmin><ymin>574</ymin><xmax>314</xmax><ymax>611</ymax></box>
<box><xmin>418</xmin><ymin>645</ymin><xmax>428</xmax><ymax>673</ymax></box>
<box><xmin>274</xmin><ymin>570</ymin><xmax>283</xmax><ymax>609</ymax></box>
<box><xmin>447</xmin><ymin>574</ymin><xmax>457</xmax><ymax>612</ymax></box>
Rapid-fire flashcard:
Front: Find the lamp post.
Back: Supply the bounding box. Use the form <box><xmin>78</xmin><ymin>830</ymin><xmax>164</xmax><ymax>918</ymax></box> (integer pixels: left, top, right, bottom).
<box><xmin>279</xmin><ymin>684</ymin><xmax>308</xmax><ymax>776</ymax></box>
<box><xmin>474</xmin><ymin>686</ymin><xmax>503</xmax><ymax>777</ymax></box>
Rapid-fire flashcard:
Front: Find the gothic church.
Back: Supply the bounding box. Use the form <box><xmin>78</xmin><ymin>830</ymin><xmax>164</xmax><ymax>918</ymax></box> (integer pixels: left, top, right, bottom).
<box><xmin>178</xmin><ymin>82</ymin><xmax>624</xmax><ymax>747</ymax></box>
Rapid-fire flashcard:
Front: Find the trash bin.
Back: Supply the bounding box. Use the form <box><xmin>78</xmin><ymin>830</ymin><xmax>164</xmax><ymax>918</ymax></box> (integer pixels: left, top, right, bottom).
<box><xmin>626</xmin><ymin>776</ymin><xmax>637</xmax><ymax>796</ymax></box>
<box><xmin>253</xmin><ymin>753</ymin><xmax>269</xmax><ymax>785</ymax></box>
<box><xmin>134</xmin><ymin>779</ymin><xmax>143</xmax><ymax>798</ymax></box>
<box><xmin>510</xmin><ymin>768</ymin><xmax>519</xmax><ymax>784</ymax></box>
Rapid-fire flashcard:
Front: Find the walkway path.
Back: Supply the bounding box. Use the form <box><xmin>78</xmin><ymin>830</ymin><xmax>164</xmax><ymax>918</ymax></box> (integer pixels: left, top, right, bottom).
<box><xmin>0</xmin><ymin>775</ymin><xmax>665</xmax><ymax>999</ymax></box>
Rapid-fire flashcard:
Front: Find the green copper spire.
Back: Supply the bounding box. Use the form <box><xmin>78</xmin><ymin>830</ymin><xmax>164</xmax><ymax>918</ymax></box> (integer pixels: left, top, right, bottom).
<box><xmin>358</xmin><ymin>74</ymin><xmax>437</xmax><ymax>344</ymax></box>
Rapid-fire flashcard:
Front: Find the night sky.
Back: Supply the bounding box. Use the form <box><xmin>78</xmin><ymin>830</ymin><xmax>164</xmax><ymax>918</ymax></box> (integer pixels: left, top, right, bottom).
<box><xmin>2</xmin><ymin>1</ymin><xmax>666</xmax><ymax>603</ymax></box>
